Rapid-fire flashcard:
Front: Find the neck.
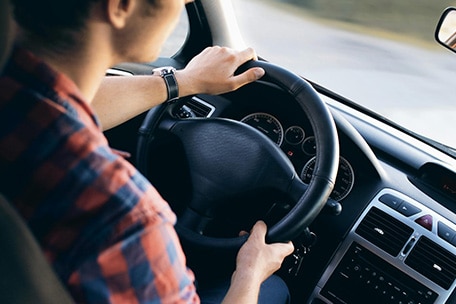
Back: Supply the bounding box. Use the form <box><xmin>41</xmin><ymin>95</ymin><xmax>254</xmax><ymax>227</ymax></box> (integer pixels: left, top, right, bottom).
<box><xmin>17</xmin><ymin>27</ymin><xmax>114</xmax><ymax>104</ymax></box>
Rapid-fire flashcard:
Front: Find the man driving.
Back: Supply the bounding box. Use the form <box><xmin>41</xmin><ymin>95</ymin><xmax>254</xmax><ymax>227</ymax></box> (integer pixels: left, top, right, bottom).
<box><xmin>0</xmin><ymin>0</ymin><xmax>294</xmax><ymax>303</ymax></box>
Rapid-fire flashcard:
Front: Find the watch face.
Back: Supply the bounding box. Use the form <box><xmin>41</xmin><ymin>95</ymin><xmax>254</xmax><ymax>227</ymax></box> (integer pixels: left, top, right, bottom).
<box><xmin>153</xmin><ymin>66</ymin><xmax>176</xmax><ymax>76</ymax></box>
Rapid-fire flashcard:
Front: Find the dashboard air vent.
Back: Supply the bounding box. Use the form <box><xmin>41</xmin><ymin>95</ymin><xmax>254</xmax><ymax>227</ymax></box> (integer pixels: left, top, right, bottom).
<box><xmin>184</xmin><ymin>97</ymin><xmax>215</xmax><ymax>118</ymax></box>
<box><xmin>405</xmin><ymin>236</ymin><xmax>456</xmax><ymax>290</ymax></box>
<box><xmin>355</xmin><ymin>207</ymin><xmax>414</xmax><ymax>256</ymax></box>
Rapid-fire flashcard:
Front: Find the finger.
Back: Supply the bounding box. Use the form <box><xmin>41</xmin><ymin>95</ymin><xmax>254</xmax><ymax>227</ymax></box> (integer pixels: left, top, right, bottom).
<box><xmin>283</xmin><ymin>241</ymin><xmax>295</xmax><ymax>255</ymax></box>
<box><xmin>239</xmin><ymin>230</ymin><xmax>249</xmax><ymax>237</ymax></box>
<box><xmin>248</xmin><ymin>67</ymin><xmax>266</xmax><ymax>79</ymax></box>
<box><xmin>271</xmin><ymin>241</ymin><xmax>295</xmax><ymax>259</ymax></box>
<box><xmin>230</xmin><ymin>67</ymin><xmax>265</xmax><ymax>89</ymax></box>
<box><xmin>237</xmin><ymin>47</ymin><xmax>259</xmax><ymax>63</ymax></box>
<box><xmin>250</xmin><ymin>220</ymin><xmax>267</xmax><ymax>239</ymax></box>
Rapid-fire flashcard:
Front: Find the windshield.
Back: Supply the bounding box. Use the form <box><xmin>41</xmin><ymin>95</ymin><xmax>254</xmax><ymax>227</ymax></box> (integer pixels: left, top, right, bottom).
<box><xmin>232</xmin><ymin>0</ymin><xmax>456</xmax><ymax>150</ymax></box>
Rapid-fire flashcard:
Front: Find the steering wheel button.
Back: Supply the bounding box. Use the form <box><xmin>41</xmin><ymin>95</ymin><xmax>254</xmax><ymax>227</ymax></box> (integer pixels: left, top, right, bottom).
<box><xmin>415</xmin><ymin>215</ymin><xmax>433</xmax><ymax>231</ymax></box>
<box><xmin>397</xmin><ymin>201</ymin><xmax>421</xmax><ymax>217</ymax></box>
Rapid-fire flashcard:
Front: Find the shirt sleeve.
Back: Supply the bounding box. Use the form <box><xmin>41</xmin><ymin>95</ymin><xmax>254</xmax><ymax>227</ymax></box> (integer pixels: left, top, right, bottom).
<box><xmin>66</xmin><ymin>184</ymin><xmax>200</xmax><ymax>304</ymax></box>
<box><xmin>0</xmin><ymin>49</ymin><xmax>199</xmax><ymax>304</ymax></box>
<box><xmin>55</xmin><ymin>120</ymin><xmax>199</xmax><ymax>303</ymax></box>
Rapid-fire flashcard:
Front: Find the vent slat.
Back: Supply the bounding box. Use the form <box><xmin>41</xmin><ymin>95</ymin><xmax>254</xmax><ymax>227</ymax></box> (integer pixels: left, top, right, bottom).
<box><xmin>406</xmin><ymin>236</ymin><xmax>456</xmax><ymax>290</ymax></box>
<box><xmin>185</xmin><ymin>99</ymin><xmax>214</xmax><ymax>117</ymax></box>
<box><xmin>356</xmin><ymin>225</ymin><xmax>407</xmax><ymax>244</ymax></box>
<box><xmin>356</xmin><ymin>207</ymin><xmax>414</xmax><ymax>256</ymax></box>
<box><xmin>411</xmin><ymin>248</ymin><xmax>456</xmax><ymax>274</ymax></box>
<box><xmin>366</xmin><ymin>214</ymin><xmax>412</xmax><ymax>234</ymax></box>
<box><xmin>410</xmin><ymin>252</ymin><xmax>456</xmax><ymax>283</ymax></box>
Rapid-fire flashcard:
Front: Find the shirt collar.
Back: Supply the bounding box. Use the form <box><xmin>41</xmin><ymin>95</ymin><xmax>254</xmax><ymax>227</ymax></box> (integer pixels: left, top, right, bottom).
<box><xmin>8</xmin><ymin>47</ymin><xmax>101</xmax><ymax>129</ymax></box>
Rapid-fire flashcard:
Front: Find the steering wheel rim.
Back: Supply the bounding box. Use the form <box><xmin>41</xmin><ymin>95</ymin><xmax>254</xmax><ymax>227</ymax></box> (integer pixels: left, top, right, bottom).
<box><xmin>137</xmin><ymin>60</ymin><xmax>339</xmax><ymax>250</ymax></box>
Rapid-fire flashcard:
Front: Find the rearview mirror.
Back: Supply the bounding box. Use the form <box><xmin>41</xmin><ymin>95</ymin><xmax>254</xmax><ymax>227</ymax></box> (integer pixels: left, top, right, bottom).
<box><xmin>436</xmin><ymin>7</ymin><xmax>456</xmax><ymax>53</ymax></box>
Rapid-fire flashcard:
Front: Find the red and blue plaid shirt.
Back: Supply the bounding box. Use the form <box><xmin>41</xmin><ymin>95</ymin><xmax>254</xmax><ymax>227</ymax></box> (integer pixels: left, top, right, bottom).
<box><xmin>0</xmin><ymin>48</ymin><xmax>199</xmax><ymax>303</ymax></box>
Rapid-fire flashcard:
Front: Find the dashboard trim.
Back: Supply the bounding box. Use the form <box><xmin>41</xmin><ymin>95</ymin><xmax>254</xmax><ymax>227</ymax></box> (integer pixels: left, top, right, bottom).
<box><xmin>310</xmin><ymin>188</ymin><xmax>456</xmax><ymax>304</ymax></box>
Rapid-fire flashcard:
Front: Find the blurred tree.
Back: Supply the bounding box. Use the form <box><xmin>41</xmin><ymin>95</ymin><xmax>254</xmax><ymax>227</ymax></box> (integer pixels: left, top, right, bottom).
<box><xmin>270</xmin><ymin>0</ymin><xmax>456</xmax><ymax>41</ymax></box>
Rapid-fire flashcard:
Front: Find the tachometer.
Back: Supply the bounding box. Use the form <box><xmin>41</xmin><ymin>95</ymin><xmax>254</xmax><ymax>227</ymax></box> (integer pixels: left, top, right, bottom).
<box><xmin>240</xmin><ymin>112</ymin><xmax>284</xmax><ymax>146</ymax></box>
<box><xmin>302</xmin><ymin>136</ymin><xmax>316</xmax><ymax>156</ymax></box>
<box><xmin>285</xmin><ymin>126</ymin><xmax>305</xmax><ymax>145</ymax></box>
<box><xmin>301</xmin><ymin>156</ymin><xmax>355</xmax><ymax>201</ymax></box>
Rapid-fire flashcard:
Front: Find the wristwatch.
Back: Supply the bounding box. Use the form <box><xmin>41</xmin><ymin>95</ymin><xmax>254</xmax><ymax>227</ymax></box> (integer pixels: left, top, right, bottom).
<box><xmin>152</xmin><ymin>66</ymin><xmax>179</xmax><ymax>102</ymax></box>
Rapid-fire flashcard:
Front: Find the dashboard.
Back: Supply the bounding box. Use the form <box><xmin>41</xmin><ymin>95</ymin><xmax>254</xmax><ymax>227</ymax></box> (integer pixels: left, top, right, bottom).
<box><xmin>105</xmin><ymin>67</ymin><xmax>456</xmax><ymax>303</ymax></box>
<box><xmin>311</xmin><ymin>189</ymin><xmax>456</xmax><ymax>303</ymax></box>
<box><xmin>170</xmin><ymin>80</ymin><xmax>456</xmax><ymax>303</ymax></box>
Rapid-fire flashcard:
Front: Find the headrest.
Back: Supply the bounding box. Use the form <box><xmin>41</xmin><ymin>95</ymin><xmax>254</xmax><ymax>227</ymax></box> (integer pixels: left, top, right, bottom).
<box><xmin>0</xmin><ymin>0</ymin><xmax>14</xmax><ymax>72</ymax></box>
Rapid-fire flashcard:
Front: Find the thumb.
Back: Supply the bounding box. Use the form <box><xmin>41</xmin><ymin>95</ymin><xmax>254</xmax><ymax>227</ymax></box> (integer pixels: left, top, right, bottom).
<box><xmin>233</xmin><ymin>67</ymin><xmax>265</xmax><ymax>87</ymax></box>
<box><xmin>250</xmin><ymin>220</ymin><xmax>268</xmax><ymax>239</ymax></box>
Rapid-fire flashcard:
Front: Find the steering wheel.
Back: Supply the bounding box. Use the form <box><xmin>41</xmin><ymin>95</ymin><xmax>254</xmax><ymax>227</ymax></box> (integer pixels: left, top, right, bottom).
<box><xmin>137</xmin><ymin>60</ymin><xmax>339</xmax><ymax>251</ymax></box>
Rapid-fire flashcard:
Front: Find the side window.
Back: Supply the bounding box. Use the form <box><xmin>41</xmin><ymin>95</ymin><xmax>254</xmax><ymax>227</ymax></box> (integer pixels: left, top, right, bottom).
<box><xmin>159</xmin><ymin>10</ymin><xmax>189</xmax><ymax>57</ymax></box>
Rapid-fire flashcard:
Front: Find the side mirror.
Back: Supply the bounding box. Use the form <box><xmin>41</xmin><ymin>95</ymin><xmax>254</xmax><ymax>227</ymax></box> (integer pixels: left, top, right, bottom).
<box><xmin>436</xmin><ymin>7</ymin><xmax>456</xmax><ymax>53</ymax></box>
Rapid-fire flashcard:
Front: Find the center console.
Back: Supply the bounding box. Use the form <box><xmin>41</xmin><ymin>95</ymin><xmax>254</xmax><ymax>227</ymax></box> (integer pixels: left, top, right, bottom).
<box><xmin>309</xmin><ymin>189</ymin><xmax>456</xmax><ymax>303</ymax></box>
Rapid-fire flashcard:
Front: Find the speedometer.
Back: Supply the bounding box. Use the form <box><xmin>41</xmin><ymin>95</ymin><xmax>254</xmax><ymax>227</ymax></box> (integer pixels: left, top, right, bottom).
<box><xmin>240</xmin><ymin>112</ymin><xmax>284</xmax><ymax>146</ymax></box>
<box><xmin>301</xmin><ymin>156</ymin><xmax>355</xmax><ymax>201</ymax></box>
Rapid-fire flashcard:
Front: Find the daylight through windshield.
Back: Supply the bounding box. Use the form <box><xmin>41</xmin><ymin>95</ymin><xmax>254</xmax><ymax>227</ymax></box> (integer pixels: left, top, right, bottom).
<box><xmin>233</xmin><ymin>0</ymin><xmax>456</xmax><ymax>150</ymax></box>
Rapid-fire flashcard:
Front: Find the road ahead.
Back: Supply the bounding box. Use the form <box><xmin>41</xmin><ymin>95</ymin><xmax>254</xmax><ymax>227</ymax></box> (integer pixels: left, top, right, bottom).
<box><xmin>232</xmin><ymin>0</ymin><xmax>456</xmax><ymax>148</ymax></box>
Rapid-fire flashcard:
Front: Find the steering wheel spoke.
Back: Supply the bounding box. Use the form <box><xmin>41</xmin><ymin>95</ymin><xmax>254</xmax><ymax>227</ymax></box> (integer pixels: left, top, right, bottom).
<box><xmin>287</xmin><ymin>176</ymin><xmax>309</xmax><ymax>202</ymax></box>
<box><xmin>156</xmin><ymin>108</ymin><xmax>180</xmax><ymax>133</ymax></box>
<box><xmin>178</xmin><ymin>207</ymin><xmax>213</xmax><ymax>235</ymax></box>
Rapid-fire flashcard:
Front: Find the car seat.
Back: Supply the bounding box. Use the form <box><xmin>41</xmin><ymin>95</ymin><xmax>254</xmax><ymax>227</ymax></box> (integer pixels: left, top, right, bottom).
<box><xmin>0</xmin><ymin>0</ymin><xmax>74</xmax><ymax>302</ymax></box>
<box><xmin>0</xmin><ymin>194</ymin><xmax>74</xmax><ymax>303</ymax></box>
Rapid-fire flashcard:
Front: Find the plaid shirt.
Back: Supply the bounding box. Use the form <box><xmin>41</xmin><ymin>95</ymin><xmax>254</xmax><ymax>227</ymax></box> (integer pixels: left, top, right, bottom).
<box><xmin>0</xmin><ymin>48</ymin><xmax>199</xmax><ymax>304</ymax></box>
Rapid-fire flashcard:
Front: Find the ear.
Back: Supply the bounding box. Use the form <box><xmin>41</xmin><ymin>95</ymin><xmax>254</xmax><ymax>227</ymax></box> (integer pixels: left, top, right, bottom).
<box><xmin>106</xmin><ymin>0</ymin><xmax>136</xmax><ymax>29</ymax></box>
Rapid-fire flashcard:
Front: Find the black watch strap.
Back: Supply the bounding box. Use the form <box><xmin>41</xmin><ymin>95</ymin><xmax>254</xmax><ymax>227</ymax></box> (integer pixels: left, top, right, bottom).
<box><xmin>163</xmin><ymin>72</ymin><xmax>179</xmax><ymax>101</ymax></box>
<box><xmin>153</xmin><ymin>67</ymin><xmax>179</xmax><ymax>102</ymax></box>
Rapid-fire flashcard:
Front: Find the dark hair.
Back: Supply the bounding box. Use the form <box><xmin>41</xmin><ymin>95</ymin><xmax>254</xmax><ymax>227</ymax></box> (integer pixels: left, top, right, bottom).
<box><xmin>11</xmin><ymin>0</ymin><xmax>99</xmax><ymax>48</ymax></box>
<box><xmin>11</xmin><ymin>0</ymin><xmax>158</xmax><ymax>49</ymax></box>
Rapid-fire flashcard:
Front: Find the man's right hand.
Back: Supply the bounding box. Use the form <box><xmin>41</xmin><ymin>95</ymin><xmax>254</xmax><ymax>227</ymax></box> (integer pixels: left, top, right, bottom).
<box><xmin>221</xmin><ymin>221</ymin><xmax>294</xmax><ymax>303</ymax></box>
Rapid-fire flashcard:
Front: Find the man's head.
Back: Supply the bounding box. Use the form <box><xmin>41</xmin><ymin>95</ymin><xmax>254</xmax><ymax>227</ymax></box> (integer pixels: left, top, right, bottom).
<box><xmin>12</xmin><ymin>0</ymin><xmax>103</xmax><ymax>49</ymax></box>
<box><xmin>11</xmin><ymin>0</ymin><xmax>192</xmax><ymax>63</ymax></box>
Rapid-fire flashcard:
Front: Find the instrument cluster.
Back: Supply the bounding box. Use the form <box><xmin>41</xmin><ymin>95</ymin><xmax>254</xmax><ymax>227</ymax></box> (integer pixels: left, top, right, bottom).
<box><xmin>240</xmin><ymin>111</ymin><xmax>355</xmax><ymax>201</ymax></box>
